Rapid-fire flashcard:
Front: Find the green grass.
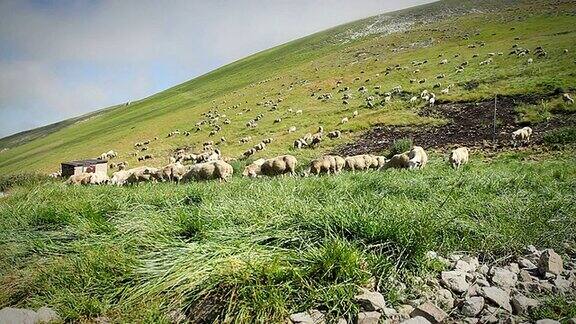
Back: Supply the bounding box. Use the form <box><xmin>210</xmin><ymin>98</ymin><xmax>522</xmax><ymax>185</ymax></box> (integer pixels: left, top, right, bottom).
<box><xmin>0</xmin><ymin>0</ymin><xmax>575</xmax><ymax>174</ymax></box>
<box><xmin>1</xmin><ymin>150</ymin><xmax>575</xmax><ymax>322</ymax></box>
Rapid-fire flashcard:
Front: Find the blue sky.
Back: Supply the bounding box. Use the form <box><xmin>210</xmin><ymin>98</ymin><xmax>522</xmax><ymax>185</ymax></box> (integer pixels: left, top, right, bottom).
<box><xmin>0</xmin><ymin>0</ymin><xmax>434</xmax><ymax>138</ymax></box>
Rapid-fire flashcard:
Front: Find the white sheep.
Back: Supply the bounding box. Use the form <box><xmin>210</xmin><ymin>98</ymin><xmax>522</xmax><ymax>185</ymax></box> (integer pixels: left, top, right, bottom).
<box><xmin>449</xmin><ymin>147</ymin><xmax>470</xmax><ymax>169</ymax></box>
<box><xmin>341</xmin><ymin>117</ymin><xmax>349</xmax><ymax>124</ymax></box>
<box><xmin>511</xmin><ymin>126</ymin><xmax>533</xmax><ymax>146</ymax></box>
<box><xmin>288</xmin><ymin>126</ymin><xmax>297</xmax><ymax>133</ymax></box>
<box><xmin>408</xmin><ymin>146</ymin><xmax>428</xmax><ymax>169</ymax></box>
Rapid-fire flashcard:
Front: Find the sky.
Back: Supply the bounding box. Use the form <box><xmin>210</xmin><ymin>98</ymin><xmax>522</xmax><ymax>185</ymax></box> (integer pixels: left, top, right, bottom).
<box><xmin>0</xmin><ymin>0</ymin><xmax>435</xmax><ymax>138</ymax></box>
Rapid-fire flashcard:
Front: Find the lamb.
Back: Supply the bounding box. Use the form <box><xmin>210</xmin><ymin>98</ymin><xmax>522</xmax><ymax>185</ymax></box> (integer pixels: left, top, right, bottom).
<box><xmin>449</xmin><ymin>147</ymin><xmax>470</xmax><ymax>169</ymax></box>
<box><xmin>511</xmin><ymin>126</ymin><xmax>533</xmax><ymax>146</ymax></box>
<box><xmin>253</xmin><ymin>155</ymin><xmax>298</xmax><ymax>177</ymax></box>
<box><xmin>183</xmin><ymin>160</ymin><xmax>233</xmax><ymax>182</ymax></box>
<box><xmin>382</xmin><ymin>153</ymin><xmax>410</xmax><ymax>169</ymax></box>
<box><xmin>407</xmin><ymin>146</ymin><xmax>428</xmax><ymax>169</ymax></box>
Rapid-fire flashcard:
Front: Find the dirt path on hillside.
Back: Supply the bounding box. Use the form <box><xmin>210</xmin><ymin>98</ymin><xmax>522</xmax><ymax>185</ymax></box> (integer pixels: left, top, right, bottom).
<box><xmin>334</xmin><ymin>96</ymin><xmax>575</xmax><ymax>156</ymax></box>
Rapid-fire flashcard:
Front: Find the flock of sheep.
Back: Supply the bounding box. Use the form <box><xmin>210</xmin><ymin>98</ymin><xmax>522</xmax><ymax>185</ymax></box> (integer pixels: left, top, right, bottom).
<box><xmin>60</xmin><ymin>33</ymin><xmax>571</xmax><ymax>186</ymax></box>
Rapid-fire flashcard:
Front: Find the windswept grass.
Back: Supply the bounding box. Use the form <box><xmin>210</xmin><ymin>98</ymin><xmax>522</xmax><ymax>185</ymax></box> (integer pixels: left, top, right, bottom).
<box><xmin>1</xmin><ymin>150</ymin><xmax>575</xmax><ymax>322</ymax></box>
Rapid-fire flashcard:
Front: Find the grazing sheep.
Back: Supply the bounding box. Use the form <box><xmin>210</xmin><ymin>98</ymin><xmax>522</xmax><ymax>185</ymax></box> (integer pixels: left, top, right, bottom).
<box><xmin>296</xmin><ymin>109</ymin><xmax>303</xmax><ymax>115</ymax></box>
<box><xmin>409</xmin><ymin>96</ymin><xmax>418</xmax><ymax>103</ymax></box>
<box><xmin>408</xmin><ymin>146</ymin><xmax>428</xmax><ymax>169</ymax></box>
<box><xmin>310</xmin><ymin>155</ymin><xmax>344</xmax><ymax>175</ymax></box>
<box><xmin>183</xmin><ymin>160</ymin><xmax>234</xmax><ymax>182</ymax></box>
<box><xmin>126</xmin><ymin>166</ymin><xmax>161</xmax><ymax>184</ymax></box>
<box><xmin>253</xmin><ymin>155</ymin><xmax>298</xmax><ymax>177</ymax></box>
<box><xmin>344</xmin><ymin>155</ymin><xmax>373</xmax><ymax>171</ymax></box>
<box><xmin>369</xmin><ymin>155</ymin><xmax>387</xmax><ymax>169</ymax></box>
<box><xmin>274</xmin><ymin>117</ymin><xmax>282</xmax><ymax>123</ymax></box>
<box><xmin>243</xmin><ymin>148</ymin><xmax>256</xmax><ymax>158</ymax></box>
<box><xmin>88</xmin><ymin>173</ymin><xmax>110</xmax><ymax>185</ymax></box>
<box><xmin>254</xmin><ymin>142</ymin><xmax>266</xmax><ymax>151</ymax></box>
<box><xmin>288</xmin><ymin>126</ymin><xmax>297</xmax><ymax>133</ymax></box>
<box><xmin>429</xmin><ymin>97</ymin><xmax>436</xmax><ymax>106</ymax></box>
<box><xmin>511</xmin><ymin>126</ymin><xmax>533</xmax><ymax>146</ymax></box>
<box><xmin>242</xmin><ymin>158</ymin><xmax>266</xmax><ymax>177</ymax></box>
<box><xmin>160</xmin><ymin>162</ymin><xmax>188</xmax><ymax>182</ymax></box>
<box><xmin>383</xmin><ymin>153</ymin><xmax>410</xmax><ymax>169</ymax></box>
<box><xmin>240</xmin><ymin>136</ymin><xmax>252</xmax><ymax>143</ymax></box>
<box><xmin>341</xmin><ymin>117</ymin><xmax>349</xmax><ymax>124</ymax></box>
<box><xmin>263</xmin><ymin>138</ymin><xmax>273</xmax><ymax>144</ymax></box>
<box><xmin>563</xmin><ymin>93</ymin><xmax>574</xmax><ymax>104</ymax></box>
<box><xmin>353</xmin><ymin>110</ymin><xmax>359</xmax><ymax>118</ymax></box>
<box><xmin>293</xmin><ymin>138</ymin><xmax>307</xmax><ymax>149</ymax></box>
<box><xmin>66</xmin><ymin>173</ymin><xmax>93</xmax><ymax>185</ymax></box>
<box><xmin>449</xmin><ymin>147</ymin><xmax>470</xmax><ymax>169</ymax></box>
<box><xmin>440</xmin><ymin>59</ymin><xmax>448</xmax><ymax>65</ymax></box>
<box><xmin>327</xmin><ymin>130</ymin><xmax>342</xmax><ymax>139</ymax></box>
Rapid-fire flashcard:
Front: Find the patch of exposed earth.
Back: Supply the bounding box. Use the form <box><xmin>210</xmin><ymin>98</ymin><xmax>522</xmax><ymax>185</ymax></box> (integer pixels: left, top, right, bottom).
<box><xmin>334</xmin><ymin>96</ymin><xmax>575</xmax><ymax>156</ymax></box>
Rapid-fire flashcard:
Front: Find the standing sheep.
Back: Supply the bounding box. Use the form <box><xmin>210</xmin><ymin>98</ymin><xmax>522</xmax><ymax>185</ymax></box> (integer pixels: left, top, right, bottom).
<box><xmin>408</xmin><ymin>146</ymin><xmax>428</xmax><ymax>169</ymax></box>
<box><xmin>511</xmin><ymin>126</ymin><xmax>533</xmax><ymax>146</ymax></box>
<box><xmin>449</xmin><ymin>147</ymin><xmax>470</xmax><ymax>169</ymax></box>
<box><xmin>246</xmin><ymin>155</ymin><xmax>298</xmax><ymax>177</ymax></box>
<box><xmin>183</xmin><ymin>160</ymin><xmax>234</xmax><ymax>182</ymax></box>
<box><xmin>383</xmin><ymin>153</ymin><xmax>409</xmax><ymax>169</ymax></box>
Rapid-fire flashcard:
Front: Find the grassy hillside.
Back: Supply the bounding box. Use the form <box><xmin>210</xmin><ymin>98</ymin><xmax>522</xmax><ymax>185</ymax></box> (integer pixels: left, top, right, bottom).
<box><xmin>1</xmin><ymin>150</ymin><xmax>575</xmax><ymax>322</ymax></box>
<box><xmin>0</xmin><ymin>0</ymin><xmax>574</xmax><ymax>174</ymax></box>
<box><xmin>1</xmin><ymin>0</ymin><xmax>576</xmax><ymax>322</ymax></box>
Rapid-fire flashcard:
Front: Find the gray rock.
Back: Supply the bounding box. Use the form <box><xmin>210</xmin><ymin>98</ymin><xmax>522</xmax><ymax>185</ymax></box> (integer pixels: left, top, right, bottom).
<box><xmin>538</xmin><ymin>249</ymin><xmax>563</xmax><ymax>275</ymax></box>
<box><xmin>36</xmin><ymin>307</ymin><xmax>60</xmax><ymax>323</ymax></box>
<box><xmin>481</xmin><ymin>286</ymin><xmax>512</xmax><ymax>313</ymax></box>
<box><xmin>455</xmin><ymin>260</ymin><xmax>474</xmax><ymax>272</ymax></box>
<box><xmin>518</xmin><ymin>258</ymin><xmax>536</xmax><ymax>269</ymax></box>
<box><xmin>383</xmin><ymin>307</ymin><xmax>398</xmax><ymax>318</ymax></box>
<box><xmin>397</xmin><ymin>304</ymin><xmax>415</xmax><ymax>320</ymax></box>
<box><xmin>511</xmin><ymin>293</ymin><xmax>539</xmax><ymax>314</ymax></box>
<box><xmin>0</xmin><ymin>307</ymin><xmax>37</xmax><ymax>324</ymax></box>
<box><xmin>552</xmin><ymin>276</ymin><xmax>571</xmax><ymax>293</ymax></box>
<box><xmin>507</xmin><ymin>263</ymin><xmax>520</xmax><ymax>274</ymax></box>
<box><xmin>290</xmin><ymin>309</ymin><xmax>325</xmax><ymax>324</ymax></box>
<box><xmin>491</xmin><ymin>267</ymin><xmax>517</xmax><ymax>288</ymax></box>
<box><xmin>410</xmin><ymin>302</ymin><xmax>447</xmax><ymax>324</ymax></box>
<box><xmin>441</xmin><ymin>270</ymin><xmax>470</xmax><ymax>293</ymax></box>
<box><xmin>526</xmin><ymin>245</ymin><xmax>539</xmax><ymax>254</ymax></box>
<box><xmin>463</xmin><ymin>256</ymin><xmax>480</xmax><ymax>271</ymax></box>
<box><xmin>535</xmin><ymin>320</ymin><xmax>560</xmax><ymax>324</ymax></box>
<box><xmin>518</xmin><ymin>269</ymin><xmax>533</xmax><ymax>283</ymax></box>
<box><xmin>435</xmin><ymin>288</ymin><xmax>454</xmax><ymax>310</ymax></box>
<box><xmin>401</xmin><ymin>316</ymin><xmax>431</xmax><ymax>324</ymax></box>
<box><xmin>461</xmin><ymin>296</ymin><xmax>485</xmax><ymax>317</ymax></box>
<box><xmin>357</xmin><ymin>311</ymin><xmax>380</xmax><ymax>324</ymax></box>
<box><xmin>478</xmin><ymin>264</ymin><xmax>490</xmax><ymax>276</ymax></box>
<box><xmin>355</xmin><ymin>288</ymin><xmax>386</xmax><ymax>311</ymax></box>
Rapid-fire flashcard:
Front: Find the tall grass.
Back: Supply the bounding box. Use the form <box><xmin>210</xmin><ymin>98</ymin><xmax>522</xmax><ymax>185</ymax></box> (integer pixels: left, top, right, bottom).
<box><xmin>1</xmin><ymin>151</ymin><xmax>575</xmax><ymax>322</ymax></box>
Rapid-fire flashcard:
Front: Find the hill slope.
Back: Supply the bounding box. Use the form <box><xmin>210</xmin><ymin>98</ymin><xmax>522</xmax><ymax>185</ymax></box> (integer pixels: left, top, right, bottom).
<box><xmin>0</xmin><ymin>0</ymin><xmax>575</xmax><ymax>174</ymax></box>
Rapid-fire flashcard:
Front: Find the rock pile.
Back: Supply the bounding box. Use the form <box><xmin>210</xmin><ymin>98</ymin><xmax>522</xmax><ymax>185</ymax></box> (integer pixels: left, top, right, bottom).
<box><xmin>288</xmin><ymin>245</ymin><xmax>576</xmax><ymax>324</ymax></box>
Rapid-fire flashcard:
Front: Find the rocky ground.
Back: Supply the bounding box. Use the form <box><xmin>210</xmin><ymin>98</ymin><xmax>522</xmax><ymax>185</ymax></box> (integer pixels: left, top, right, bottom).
<box><xmin>289</xmin><ymin>244</ymin><xmax>576</xmax><ymax>324</ymax></box>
